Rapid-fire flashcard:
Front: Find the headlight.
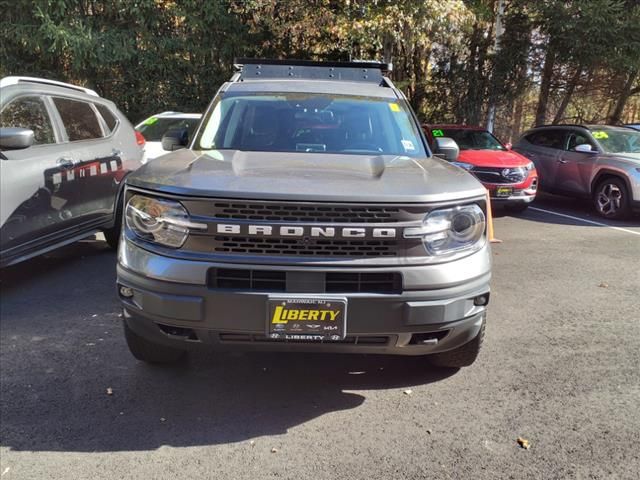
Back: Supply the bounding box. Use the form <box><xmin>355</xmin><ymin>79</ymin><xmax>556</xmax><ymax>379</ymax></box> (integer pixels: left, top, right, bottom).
<box><xmin>125</xmin><ymin>195</ymin><xmax>206</xmax><ymax>248</ymax></box>
<box><xmin>404</xmin><ymin>204</ymin><xmax>486</xmax><ymax>256</ymax></box>
<box><xmin>524</xmin><ymin>162</ymin><xmax>535</xmax><ymax>171</ymax></box>
<box><xmin>450</xmin><ymin>161</ymin><xmax>474</xmax><ymax>171</ymax></box>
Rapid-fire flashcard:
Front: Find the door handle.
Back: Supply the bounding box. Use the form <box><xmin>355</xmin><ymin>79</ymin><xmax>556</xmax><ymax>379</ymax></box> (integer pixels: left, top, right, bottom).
<box><xmin>557</xmin><ymin>159</ymin><xmax>569</xmax><ymax>164</ymax></box>
<box><xmin>57</xmin><ymin>157</ymin><xmax>74</xmax><ymax>169</ymax></box>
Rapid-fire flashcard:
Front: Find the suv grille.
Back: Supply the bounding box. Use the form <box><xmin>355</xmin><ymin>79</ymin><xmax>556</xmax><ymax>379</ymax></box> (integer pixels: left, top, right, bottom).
<box><xmin>211</xmin><ymin>202</ymin><xmax>401</xmax><ymax>223</ymax></box>
<box><xmin>209</xmin><ymin>268</ymin><xmax>402</xmax><ymax>293</ymax></box>
<box><xmin>472</xmin><ymin>167</ymin><xmax>525</xmax><ymax>184</ymax></box>
<box><xmin>212</xmin><ymin>236</ymin><xmax>398</xmax><ymax>257</ymax></box>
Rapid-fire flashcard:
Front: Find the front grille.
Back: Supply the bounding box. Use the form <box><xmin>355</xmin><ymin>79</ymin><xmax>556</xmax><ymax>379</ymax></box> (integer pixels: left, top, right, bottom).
<box><xmin>218</xmin><ymin>333</ymin><xmax>391</xmax><ymax>345</ymax></box>
<box><xmin>209</xmin><ymin>268</ymin><xmax>402</xmax><ymax>293</ymax></box>
<box><xmin>472</xmin><ymin>167</ymin><xmax>525</xmax><ymax>184</ymax></box>
<box><xmin>212</xmin><ymin>236</ymin><xmax>398</xmax><ymax>257</ymax></box>
<box><xmin>210</xmin><ymin>201</ymin><xmax>401</xmax><ymax>223</ymax></box>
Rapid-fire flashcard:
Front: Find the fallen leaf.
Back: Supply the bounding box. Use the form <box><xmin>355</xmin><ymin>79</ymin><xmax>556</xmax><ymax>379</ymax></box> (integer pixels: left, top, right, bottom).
<box><xmin>403</xmin><ymin>389</ymin><xmax>413</xmax><ymax>395</ymax></box>
<box><xmin>598</xmin><ymin>282</ymin><xmax>609</xmax><ymax>288</ymax></box>
<box><xmin>106</xmin><ymin>387</ymin><xmax>113</xmax><ymax>396</ymax></box>
<box><xmin>271</xmin><ymin>447</ymin><xmax>278</xmax><ymax>453</ymax></box>
<box><xmin>249</xmin><ymin>440</ymin><xmax>255</xmax><ymax>446</ymax></box>
<box><xmin>426</xmin><ymin>429</ymin><xmax>432</xmax><ymax>435</ymax></box>
<box><xmin>160</xmin><ymin>417</ymin><xmax>166</xmax><ymax>423</ymax></box>
<box><xmin>517</xmin><ymin>437</ymin><xmax>531</xmax><ymax>449</ymax></box>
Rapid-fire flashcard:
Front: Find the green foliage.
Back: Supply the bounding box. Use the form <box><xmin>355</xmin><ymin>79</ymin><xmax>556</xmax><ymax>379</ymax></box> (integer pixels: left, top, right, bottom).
<box><xmin>1</xmin><ymin>0</ymin><xmax>638</xmax><ymax>132</ymax></box>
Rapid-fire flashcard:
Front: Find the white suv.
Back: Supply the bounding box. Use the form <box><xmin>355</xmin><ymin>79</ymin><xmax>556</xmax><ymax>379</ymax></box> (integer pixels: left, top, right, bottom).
<box><xmin>0</xmin><ymin>76</ymin><xmax>143</xmax><ymax>267</ymax></box>
<box><xmin>135</xmin><ymin>112</ymin><xmax>201</xmax><ymax>162</ymax></box>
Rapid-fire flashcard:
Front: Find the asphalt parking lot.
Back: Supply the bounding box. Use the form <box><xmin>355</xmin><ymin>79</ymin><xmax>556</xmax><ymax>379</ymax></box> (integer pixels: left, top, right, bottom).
<box><xmin>1</xmin><ymin>192</ymin><xmax>639</xmax><ymax>480</ymax></box>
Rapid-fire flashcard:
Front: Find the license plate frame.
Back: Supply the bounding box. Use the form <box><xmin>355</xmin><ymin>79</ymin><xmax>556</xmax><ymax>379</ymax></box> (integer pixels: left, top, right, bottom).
<box><xmin>495</xmin><ymin>186</ymin><xmax>514</xmax><ymax>197</ymax></box>
<box><xmin>267</xmin><ymin>297</ymin><xmax>347</xmax><ymax>341</ymax></box>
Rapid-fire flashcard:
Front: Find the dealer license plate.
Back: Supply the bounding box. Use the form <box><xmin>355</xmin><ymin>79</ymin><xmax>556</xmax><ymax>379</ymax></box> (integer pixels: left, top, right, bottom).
<box><xmin>267</xmin><ymin>297</ymin><xmax>347</xmax><ymax>341</ymax></box>
<box><xmin>495</xmin><ymin>186</ymin><xmax>513</xmax><ymax>197</ymax></box>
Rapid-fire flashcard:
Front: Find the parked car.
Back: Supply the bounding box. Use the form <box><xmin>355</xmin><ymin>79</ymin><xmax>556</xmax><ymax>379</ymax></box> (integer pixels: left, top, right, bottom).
<box><xmin>424</xmin><ymin>125</ymin><xmax>538</xmax><ymax>212</ymax></box>
<box><xmin>513</xmin><ymin>124</ymin><xmax>640</xmax><ymax>219</ymax></box>
<box><xmin>0</xmin><ymin>76</ymin><xmax>143</xmax><ymax>267</ymax></box>
<box><xmin>117</xmin><ymin>59</ymin><xmax>491</xmax><ymax>368</ymax></box>
<box><xmin>135</xmin><ymin>112</ymin><xmax>201</xmax><ymax>162</ymax></box>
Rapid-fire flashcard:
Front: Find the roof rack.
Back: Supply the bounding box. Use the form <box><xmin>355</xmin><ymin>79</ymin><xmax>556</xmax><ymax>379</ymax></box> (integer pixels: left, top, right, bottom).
<box><xmin>533</xmin><ymin>123</ymin><xmax>588</xmax><ymax>129</ymax></box>
<box><xmin>232</xmin><ymin>58</ymin><xmax>392</xmax><ymax>84</ymax></box>
<box><xmin>0</xmin><ymin>76</ymin><xmax>99</xmax><ymax>97</ymax></box>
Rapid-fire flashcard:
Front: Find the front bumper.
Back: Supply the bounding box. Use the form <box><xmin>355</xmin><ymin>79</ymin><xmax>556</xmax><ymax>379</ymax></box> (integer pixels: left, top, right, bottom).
<box><xmin>117</xmin><ymin>240</ymin><xmax>491</xmax><ymax>356</ymax></box>
<box><xmin>484</xmin><ymin>174</ymin><xmax>538</xmax><ymax>205</ymax></box>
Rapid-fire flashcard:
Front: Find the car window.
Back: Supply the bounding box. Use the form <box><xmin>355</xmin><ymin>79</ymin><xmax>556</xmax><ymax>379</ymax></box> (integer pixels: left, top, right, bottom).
<box><xmin>437</xmin><ymin>128</ymin><xmax>506</xmax><ymax>151</ymax></box>
<box><xmin>592</xmin><ymin>128</ymin><xmax>640</xmax><ymax>154</ymax></box>
<box><xmin>566</xmin><ymin>132</ymin><xmax>594</xmax><ymax>151</ymax></box>
<box><xmin>95</xmin><ymin>104</ymin><xmax>118</xmax><ymax>133</ymax></box>
<box><xmin>197</xmin><ymin>92</ymin><xmax>427</xmax><ymax>157</ymax></box>
<box><xmin>52</xmin><ymin>97</ymin><xmax>103</xmax><ymax>141</ymax></box>
<box><xmin>137</xmin><ymin>117</ymin><xmax>200</xmax><ymax>142</ymax></box>
<box><xmin>526</xmin><ymin>130</ymin><xmax>565</xmax><ymax>150</ymax></box>
<box><xmin>0</xmin><ymin>96</ymin><xmax>56</xmax><ymax>145</ymax></box>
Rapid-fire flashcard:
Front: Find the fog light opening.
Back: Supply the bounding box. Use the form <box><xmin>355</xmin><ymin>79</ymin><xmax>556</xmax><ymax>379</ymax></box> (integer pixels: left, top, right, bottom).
<box><xmin>474</xmin><ymin>294</ymin><xmax>490</xmax><ymax>306</ymax></box>
<box><xmin>119</xmin><ymin>285</ymin><xmax>134</xmax><ymax>298</ymax></box>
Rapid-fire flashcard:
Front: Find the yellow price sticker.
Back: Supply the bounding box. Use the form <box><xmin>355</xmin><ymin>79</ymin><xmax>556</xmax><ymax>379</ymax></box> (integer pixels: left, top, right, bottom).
<box><xmin>388</xmin><ymin>103</ymin><xmax>401</xmax><ymax>112</ymax></box>
<box><xmin>592</xmin><ymin>131</ymin><xmax>609</xmax><ymax>139</ymax></box>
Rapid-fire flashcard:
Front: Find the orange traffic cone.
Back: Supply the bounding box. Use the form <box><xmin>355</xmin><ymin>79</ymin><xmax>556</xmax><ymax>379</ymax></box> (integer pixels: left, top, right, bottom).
<box><xmin>486</xmin><ymin>190</ymin><xmax>502</xmax><ymax>244</ymax></box>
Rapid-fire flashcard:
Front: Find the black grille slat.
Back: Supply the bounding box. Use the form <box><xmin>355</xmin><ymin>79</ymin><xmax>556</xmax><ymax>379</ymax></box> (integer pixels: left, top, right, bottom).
<box><xmin>209</xmin><ymin>269</ymin><xmax>402</xmax><ymax>293</ymax></box>
<box><xmin>213</xmin><ymin>236</ymin><xmax>398</xmax><ymax>257</ymax></box>
<box><xmin>208</xmin><ymin>202</ymin><xmax>401</xmax><ymax>223</ymax></box>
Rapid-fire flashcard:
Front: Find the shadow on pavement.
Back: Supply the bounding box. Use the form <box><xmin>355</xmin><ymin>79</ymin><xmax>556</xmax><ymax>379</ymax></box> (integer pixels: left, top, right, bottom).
<box><xmin>0</xmin><ymin>239</ymin><xmax>457</xmax><ymax>453</ymax></box>
<box><xmin>492</xmin><ymin>192</ymin><xmax>640</xmax><ymax>228</ymax></box>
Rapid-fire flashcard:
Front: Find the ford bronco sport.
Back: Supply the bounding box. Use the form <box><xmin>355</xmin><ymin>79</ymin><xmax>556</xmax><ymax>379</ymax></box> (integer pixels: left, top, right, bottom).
<box><xmin>117</xmin><ymin>59</ymin><xmax>492</xmax><ymax>368</ymax></box>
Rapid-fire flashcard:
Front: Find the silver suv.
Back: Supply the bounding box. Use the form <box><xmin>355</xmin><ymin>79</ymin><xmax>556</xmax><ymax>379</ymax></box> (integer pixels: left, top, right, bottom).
<box><xmin>117</xmin><ymin>59</ymin><xmax>491</xmax><ymax>369</ymax></box>
<box><xmin>0</xmin><ymin>77</ymin><xmax>143</xmax><ymax>267</ymax></box>
<box><xmin>513</xmin><ymin>124</ymin><xmax>640</xmax><ymax>219</ymax></box>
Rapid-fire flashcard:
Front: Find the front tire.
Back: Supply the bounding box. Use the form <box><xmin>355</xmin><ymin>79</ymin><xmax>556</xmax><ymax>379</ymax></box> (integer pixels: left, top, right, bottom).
<box><xmin>429</xmin><ymin>322</ymin><xmax>485</xmax><ymax>368</ymax></box>
<box><xmin>124</xmin><ymin>321</ymin><xmax>186</xmax><ymax>364</ymax></box>
<box><xmin>593</xmin><ymin>177</ymin><xmax>630</xmax><ymax>220</ymax></box>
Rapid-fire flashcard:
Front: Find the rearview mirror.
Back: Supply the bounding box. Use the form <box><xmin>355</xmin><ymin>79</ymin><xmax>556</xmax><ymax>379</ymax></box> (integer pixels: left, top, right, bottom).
<box><xmin>433</xmin><ymin>137</ymin><xmax>460</xmax><ymax>162</ymax></box>
<box><xmin>161</xmin><ymin>128</ymin><xmax>189</xmax><ymax>151</ymax></box>
<box><xmin>574</xmin><ymin>144</ymin><xmax>596</xmax><ymax>153</ymax></box>
<box><xmin>0</xmin><ymin>127</ymin><xmax>35</xmax><ymax>150</ymax></box>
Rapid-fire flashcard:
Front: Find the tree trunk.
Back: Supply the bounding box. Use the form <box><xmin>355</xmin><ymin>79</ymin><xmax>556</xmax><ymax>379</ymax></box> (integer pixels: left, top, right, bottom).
<box><xmin>512</xmin><ymin>95</ymin><xmax>525</xmax><ymax>139</ymax></box>
<box><xmin>553</xmin><ymin>65</ymin><xmax>582</xmax><ymax>124</ymax></box>
<box><xmin>535</xmin><ymin>45</ymin><xmax>556</xmax><ymax>126</ymax></box>
<box><xmin>608</xmin><ymin>70</ymin><xmax>638</xmax><ymax>124</ymax></box>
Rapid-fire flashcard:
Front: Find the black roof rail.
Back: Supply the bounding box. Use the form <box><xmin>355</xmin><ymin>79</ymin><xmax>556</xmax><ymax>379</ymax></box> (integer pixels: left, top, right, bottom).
<box><xmin>232</xmin><ymin>58</ymin><xmax>392</xmax><ymax>84</ymax></box>
<box><xmin>533</xmin><ymin>123</ymin><xmax>588</xmax><ymax>129</ymax></box>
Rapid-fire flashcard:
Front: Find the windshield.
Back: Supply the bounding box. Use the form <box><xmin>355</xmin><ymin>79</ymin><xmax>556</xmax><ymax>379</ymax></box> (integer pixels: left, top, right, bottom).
<box><xmin>196</xmin><ymin>92</ymin><xmax>428</xmax><ymax>157</ymax></box>
<box><xmin>433</xmin><ymin>128</ymin><xmax>506</xmax><ymax>151</ymax></box>
<box><xmin>137</xmin><ymin>117</ymin><xmax>201</xmax><ymax>142</ymax></box>
<box><xmin>591</xmin><ymin>129</ymin><xmax>640</xmax><ymax>154</ymax></box>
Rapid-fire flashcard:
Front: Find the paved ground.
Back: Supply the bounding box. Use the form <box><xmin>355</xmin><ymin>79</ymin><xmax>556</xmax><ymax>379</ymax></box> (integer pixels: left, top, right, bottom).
<box><xmin>1</xmin><ymin>193</ymin><xmax>639</xmax><ymax>479</ymax></box>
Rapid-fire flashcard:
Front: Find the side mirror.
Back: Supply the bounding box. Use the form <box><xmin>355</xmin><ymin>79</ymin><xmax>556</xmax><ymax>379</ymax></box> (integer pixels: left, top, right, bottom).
<box><xmin>0</xmin><ymin>127</ymin><xmax>35</xmax><ymax>150</ymax></box>
<box><xmin>161</xmin><ymin>128</ymin><xmax>189</xmax><ymax>151</ymax></box>
<box><xmin>505</xmin><ymin>142</ymin><xmax>512</xmax><ymax>150</ymax></box>
<box><xmin>433</xmin><ymin>137</ymin><xmax>460</xmax><ymax>162</ymax></box>
<box><xmin>574</xmin><ymin>143</ymin><xmax>596</xmax><ymax>153</ymax></box>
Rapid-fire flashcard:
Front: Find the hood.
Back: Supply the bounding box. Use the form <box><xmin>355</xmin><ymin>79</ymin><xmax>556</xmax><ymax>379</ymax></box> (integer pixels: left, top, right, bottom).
<box><xmin>458</xmin><ymin>149</ymin><xmax>532</xmax><ymax>168</ymax></box>
<box><xmin>126</xmin><ymin>149</ymin><xmax>487</xmax><ymax>203</ymax></box>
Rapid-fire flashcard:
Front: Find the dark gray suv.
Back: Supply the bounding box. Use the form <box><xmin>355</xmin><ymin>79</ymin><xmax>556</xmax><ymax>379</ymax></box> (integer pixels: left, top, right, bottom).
<box><xmin>513</xmin><ymin>124</ymin><xmax>640</xmax><ymax>219</ymax></box>
<box><xmin>117</xmin><ymin>59</ymin><xmax>491</xmax><ymax>368</ymax></box>
<box><xmin>0</xmin><ymin>76</ymin><xmax>143</xmax><ymax>267</ymax></box>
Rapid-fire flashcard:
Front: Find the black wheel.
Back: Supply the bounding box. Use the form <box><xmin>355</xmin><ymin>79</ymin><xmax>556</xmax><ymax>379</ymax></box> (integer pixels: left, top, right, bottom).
<box><xmin>124</xmin><ymin>321</ymin><xmax>186</xmax><ymax>364</ymax></box>
<box><xmin>593</xmin><ymin>177</ymin><xmax>630</xmax><ymax>220</ymax></box>
<box><xmin>429</xmin><ymin>322</ymin><xmax>485</xmax><ymax>368</ymax></box>
<box><xmin>504</xmin><ymin>203</ymin><xmax>529</xmax><ymax>214</ymax></box>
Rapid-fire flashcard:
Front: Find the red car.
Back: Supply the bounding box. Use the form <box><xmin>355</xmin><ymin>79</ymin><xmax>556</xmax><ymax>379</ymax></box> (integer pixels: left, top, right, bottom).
<box><xmin>424</xmin><ymin>125</ymin><xmax>538</xmax><ymax>212</ymax></box>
